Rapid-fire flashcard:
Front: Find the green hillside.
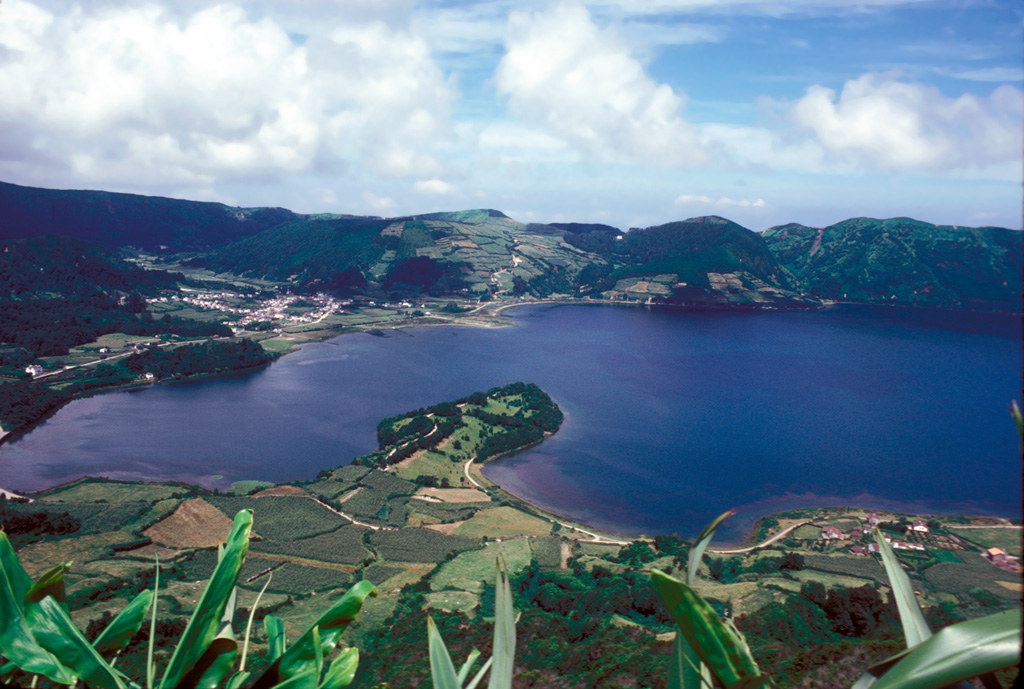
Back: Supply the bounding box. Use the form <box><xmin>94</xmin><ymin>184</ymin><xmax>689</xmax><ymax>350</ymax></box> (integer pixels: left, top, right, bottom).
<box><xmin>567</xmin><ymin>215</ymin><xmax>810</xmax><ymax>307</ymax></box>
<box><xmin>763</xmin><ymin>217</ymin><xmax>1023</xmax><ymax>312</ymax></box>
<box><xmin>0</xmin><ymin>180</ymin><xmax>299</xmax><ymax>252</ymax></box>
<box><xmin>198</xmin><ymin>209</ymin><xmax>608</xmax><ymax>298</ymax></box>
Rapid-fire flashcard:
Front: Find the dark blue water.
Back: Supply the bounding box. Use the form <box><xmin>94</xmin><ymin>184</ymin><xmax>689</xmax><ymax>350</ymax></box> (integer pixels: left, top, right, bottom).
<box><xmin>1</xmin><ymin>304</ymin><xmax>1019</xmax><ymax>542</ymax></box>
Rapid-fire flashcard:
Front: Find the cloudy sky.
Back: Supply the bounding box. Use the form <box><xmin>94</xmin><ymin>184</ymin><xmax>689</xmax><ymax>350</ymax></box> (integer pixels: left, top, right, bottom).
<box><xmin>0</xmin><ymin>0</ymin><xmax>1020</xmax><ymax>230</ymax></box>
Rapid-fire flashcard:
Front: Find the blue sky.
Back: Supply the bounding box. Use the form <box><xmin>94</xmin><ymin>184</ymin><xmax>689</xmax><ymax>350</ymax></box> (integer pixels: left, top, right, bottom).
<box><xmin>0</xmin><ymin>0</ymin><xmax>1020</xmax><ymax>230</ymax></box>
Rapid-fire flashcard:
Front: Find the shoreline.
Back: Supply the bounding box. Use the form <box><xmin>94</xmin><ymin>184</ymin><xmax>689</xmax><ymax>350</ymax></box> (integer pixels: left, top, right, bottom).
<box><xmin>4</xmin><ymin>299</ymin><xmax>1019</xmax><ymax>543</ymax></box>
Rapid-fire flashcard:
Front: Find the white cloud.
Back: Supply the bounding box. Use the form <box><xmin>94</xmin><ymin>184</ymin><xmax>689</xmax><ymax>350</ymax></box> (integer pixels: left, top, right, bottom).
<box><xmin>675</xmin><ymin>194</ymin><xmax>766</xmax><ymax>207</ymax></box>
<box><xmin>496</xmin><ymin>1</ymin><xmax>708</xmax><ymax>167</ymax></box>
<box><xmin>789</xmin><ymin>74</ymin><xmax>1023</xmax><ymax>172</ymax></box>
<box><xmin>360</xmin><ymin>191</ymin><xmax>397</xmax><ymax>215</ymax></box>
<box><xmin>414</xmin><ymin>179</ymin><xmax>459</xmax><ymax>195</ymax></box>
<box><xmin>0</xmin><ymin>1</ymin><xmax>455</xmax><ymax>191</ymax></box>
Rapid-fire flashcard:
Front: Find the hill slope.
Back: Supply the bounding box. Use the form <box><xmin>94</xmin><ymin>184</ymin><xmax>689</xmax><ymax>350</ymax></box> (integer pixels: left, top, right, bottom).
<box><xmin>762</xmin><ymin>217</ymin><xmax>1023</xmax><ymax>312</ymax></box>
<box><xmin>0</xmin><ymin>180</ymin><xmax>299</xmax><ymax>252</ymax></box>
<box><xmin>567</xmin><ymin>215</ymin><xmax>810</xmax><ymax>307</ymax></box>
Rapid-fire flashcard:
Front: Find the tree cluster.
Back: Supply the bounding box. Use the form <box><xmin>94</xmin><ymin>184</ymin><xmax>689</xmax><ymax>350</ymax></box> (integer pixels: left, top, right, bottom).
<box><xmin>124</xmin><ymin>339</ymin><xmax>272</xmax><ymax>379</ymax></box>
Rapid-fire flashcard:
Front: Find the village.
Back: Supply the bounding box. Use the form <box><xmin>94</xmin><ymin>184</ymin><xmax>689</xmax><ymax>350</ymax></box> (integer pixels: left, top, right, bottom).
<box><xmin>810</xmin><ymin>512</ymin><xmax>1021</xmax><ymax>574</ymax></box>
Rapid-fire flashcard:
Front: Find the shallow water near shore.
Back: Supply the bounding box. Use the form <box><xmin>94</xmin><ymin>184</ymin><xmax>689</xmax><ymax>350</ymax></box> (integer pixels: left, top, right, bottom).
<box><xmin>1</xmin><ymin>303</ymin><xmax>1020</xmax><ymax>543</ymax></box>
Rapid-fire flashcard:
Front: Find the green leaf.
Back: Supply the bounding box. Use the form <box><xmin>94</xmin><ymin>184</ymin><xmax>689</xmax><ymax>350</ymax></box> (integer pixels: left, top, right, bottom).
<box><xmin>0</xmin><ymin>548</ymin><xmax>78</xmax><ymax>685</ymax></box>
<box><xmin>250</xmin><ymin>580</ymin><xmax>377</xmax><ymax>689</ymax></box>
<box><xmin>25</xmin><ymin>562</ymin><xmax>71</xmax><ymax>608</ymax></box>
<box><xmin>457</xmin><ymin>649</ymin><xmax>481</xmax><ymax>686</ymax></box>
<box><xmin>320</xmin><ymin>648</ymin><xmax>359</xmax><ymax>689</ymax></box>
<box><xmin>651</xmin><ymin>569</ymin><xmax>762</xmax><ymax>689</ymax></box>
<box><xmin>270</xmin><ymin>668</ymin><xmax>319</xmax><ymax>689</ymax></box>
<box><xmin>25</xmin><ymin>594</ymin><xmax>126</xmax><ymax>689</ymax></box>
<box><xmin>225</xmin><ymin>671</ymin><xmax>250</xmax><ymax>689</ymax></box>
<box><xmin>93</xmin><ymin>589</ymin><xmax>154</xmax><ymax>658</ymax></box>
<box><xmin>869</xmin><ymin>610</ymin><xmax>1021</xmax><ymax>689</ymax></box>
<box><xmin>239</xmin><ymin>573</ymin><xmax>273</xmax><ymax>672</ymax></box>
<box><xmin>159</xmin><ymin>509</ymin><xmax>253</xmax><ymax>689</ymax></box>
<box><xmin>668</xmin><ymin>630</ymin><xmax>712</xmax><ymax>689</ymax></box>
<box><xmin>265</xmin><ymin>615</ymin><xmax>287</xmax><ymax>662</ymax></box>
<box><xmin>428</xmin><ymin>616</ymin><xmax>462</xmax><ymax>689</ymax></box>
<box><xmin>465</xmin><ymin>658</ymin><xmax>493</xmax><ymax>689</ymax></box>
<box><xmin>175</xmin><ymin>586</ymin><xmax>240</xmax><ymax>689</ymax></box>
<box><xmin>872</xmin><ymin>527</ymin><xmax>932</xmax><ymax>648</ymax></box>
<box><xmin>487</xmin><ymin>561</ymin><xmax>516</xmax><ymax>689</ymax></box>
<box><xmin>0</xmin><ymin>530</ymin><xmax>33</xmax><ymax>607</ymax></box>
<box><xmin>688</xmin><ymin>510</ymin><xmax>734</xmax><ymax>586</ymax></box>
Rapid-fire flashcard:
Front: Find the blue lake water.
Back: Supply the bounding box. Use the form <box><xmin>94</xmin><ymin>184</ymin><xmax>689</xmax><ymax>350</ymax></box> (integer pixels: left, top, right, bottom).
<box><xmin>1</xmin><ymin>304</ymin><xmax>1020</xmax><ymax>542</ymax></box>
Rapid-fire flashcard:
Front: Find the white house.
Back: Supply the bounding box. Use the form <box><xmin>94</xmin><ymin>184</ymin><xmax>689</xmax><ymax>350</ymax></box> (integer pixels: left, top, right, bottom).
<box><xmin>25</xmin><ymin>364</ymin><xmax>44</xmax><ymax>377</ymax></box>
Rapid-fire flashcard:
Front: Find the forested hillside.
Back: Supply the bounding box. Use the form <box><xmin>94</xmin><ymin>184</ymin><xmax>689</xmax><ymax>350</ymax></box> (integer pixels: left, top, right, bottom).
<box><xmin>0</xmin><ymin>180</ymin><xmax>298</xmax><ymax>251</ymax></box>
<box><xmin>763</xmin><ymin>217</ymin><xmax>1023</xmax><ymax>312</ymax></box>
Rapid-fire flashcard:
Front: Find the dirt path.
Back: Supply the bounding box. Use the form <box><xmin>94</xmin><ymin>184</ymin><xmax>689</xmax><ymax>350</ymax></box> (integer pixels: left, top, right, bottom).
<box><xmin>310</xmin><ymin>496</ymin><xmax>390</xmax><ymax>531</ymax></box>
<box><xmin>709</xmin><ymin>521</ymin><xmax>809</xmax><ymax>554</ymax></box>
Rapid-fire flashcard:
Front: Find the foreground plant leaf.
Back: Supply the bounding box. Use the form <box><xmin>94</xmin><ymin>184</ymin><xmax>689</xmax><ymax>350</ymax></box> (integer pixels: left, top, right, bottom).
<box><xmin>866</xmin><ymin>610</ymin><xmax>1021</xmax><ymax>689</ymax></box>
<box><xmin>687</xmin><ymin>509</ymin><xmax>734</xmax><ymax>586</ymax></box>
<box><xmin>428</xmin><ymin>616</ymin><xmax>463</xmax><ymax>689</ymax></box>
<box><xmin>25</xmin><ymin>595</ymin><xmax>126</xmax><ymax>689</ymax></box>
<box><xmin>160</xmin><ymin>509</ymin><xmax>253</xmax><ymax>689</ymax></box>
<box><xmin>93</xmin><ymin>589</ymin><xmax>154</xmax><ymax>659</ymax></box>
<box><xmin>488</xmin><ymin>561</ymin><xmax>516</xmax><ymax>689</ymax></box>
<box><xmin>651</xmin><ymin>569</ymin><xmax>764</xmax><ymax>689</ymax></box>
<box><xmin>320</xmin><ymin>648</ymin><xmax>359</xmax><ymax>689</ymax></box>
<box><xmin>265</xmin><ymin>614</ymin><xmax>287</xmax><ymax>662</ymax></box>
<box><xmin>873</xmin><ymin>527</ymin><xmax>932</xmax><ymax>648</ymax></box>
<box><xmin>250</xmin><ymin>580</ymin><xmax>377</xmax><ymax>689</ymax></box>
<box><xmin>0</xmin><ymin>543</ymin><xmax>78</xmax><ymax>685</ymax></box>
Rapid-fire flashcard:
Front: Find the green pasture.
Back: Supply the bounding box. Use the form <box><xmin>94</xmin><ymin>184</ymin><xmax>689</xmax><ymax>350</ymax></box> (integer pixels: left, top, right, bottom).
<box><xmin>430</xmin><ymin>538</ymin><xmax>533</xmax><ymax>593</ymax></box>
<box><xmin>452</xmin><ymin>506</ymin><xmax>552</xmax><ymax>539</ymax></box>
<box><xmin>949</xmin><ymin>527</ymin><xmax>1023</xmax><ymax>556</ymax></box>
<box><xmin>38</xmin><ymin>479</ymin><xmax>181</xmax><ymax>503</ymax></box>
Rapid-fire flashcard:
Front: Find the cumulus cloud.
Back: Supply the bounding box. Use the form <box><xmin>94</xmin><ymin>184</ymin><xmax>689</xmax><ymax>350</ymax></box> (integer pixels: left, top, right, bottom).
<box><xmin>495</xmin><ymin>1</ymin><xmax>708</xmax><ymax>167</ymax></box>
<box><xmin>0</xmin><ymin>1</ymin><xmax>454</xmax><ymax>191</ymax></box>
<box><xmin>789</xmin><ymin>74</ymin><xmax>1023</xmax><ymax>172</ymax></box>
<box><xmin>413</xmin><ymin>179</ymin><xmax>458</xmax><ymax>195</ymax></box>
<box><xmin>675</xmin><ymin>194</ymin><xmax>766</xmax><ymax>207</ymax></box>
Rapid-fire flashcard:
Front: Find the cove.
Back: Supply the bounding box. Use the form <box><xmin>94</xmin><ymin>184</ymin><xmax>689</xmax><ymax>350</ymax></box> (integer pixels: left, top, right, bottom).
<box><xmin>1</xmin><ymin>304</ymin><xmax>1020</xmax><ymax>542</ymax></box>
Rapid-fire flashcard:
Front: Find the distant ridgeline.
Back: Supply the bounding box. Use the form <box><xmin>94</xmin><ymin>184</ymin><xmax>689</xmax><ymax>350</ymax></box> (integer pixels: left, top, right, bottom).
<box><xmin>0</xmin><ymin>180</ymin><xmax>1020</xmax><ymax>312</ymax></box>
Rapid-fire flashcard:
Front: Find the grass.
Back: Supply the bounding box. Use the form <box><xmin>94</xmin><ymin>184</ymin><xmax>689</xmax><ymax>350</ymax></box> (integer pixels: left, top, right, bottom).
<box><xmin>802</xmin><ymin>553</ymin><xmax>887</xmax><ymax>582</ymax></box>
<box><xmin>393</xmin><ymin>449</ymin><xmax>468</xmax><ymax>487</ymax></box>
<box><xmin>531</xmin><ymin>536</ymin><xmax>564</xmax><ymax>568</ymax></box>
<box><xmin>425</xmin><ymin>590</ymin><xmax>480</xmax><ymax>615</ymax></box>
<box><xmin>430</xmin><ymin>538</ymin><xmax>533</xmax><ymax>593</ymax></box>
<box><xmin>787</xmin><ymin>569</ymin><xmax>876</xmax><ymax>590</ymax></box>
<box><xmin>205</xmin><ymin>496</ymin><xmax>351</xmax><ymax>540</ymax></box>
<box><xmin>257</xmin><ymin>562</ymin><xmax>354</xmax><ymax>595</ymax></box>
<box><xmin>38</xmin><ymin>479</ymin><xmax>181</xmax><ymax>503</ymax></box>
<box><xmin>923</xmin><ymin>551</ymin><xmax>1022</xmax><ymax>600</ymax></box>
<box><xmin>250</xmin><ymin>525</ymin><xmax>372</xmax><ymax>565</ymax></box>
<box><xmin>370</xmin><ymin>528</ymin><xmax>480</xmax><ymax>563</ymax></box>
<box><xmin>452</xmin><ymin>506</ymin><xmax>552</xmax><ymax>539</ymax></box>
<box><xmin>948</xmin><ymin>528</ymin><xmax>1023</xmax><ymax>556</ymax></box>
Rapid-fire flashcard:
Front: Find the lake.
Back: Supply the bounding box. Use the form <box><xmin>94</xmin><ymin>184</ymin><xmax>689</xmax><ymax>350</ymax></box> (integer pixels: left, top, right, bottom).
<box><xmin>1</xmin><ymin>303</ymin><xmax>1020</xmax><ymax>542</ymax></box>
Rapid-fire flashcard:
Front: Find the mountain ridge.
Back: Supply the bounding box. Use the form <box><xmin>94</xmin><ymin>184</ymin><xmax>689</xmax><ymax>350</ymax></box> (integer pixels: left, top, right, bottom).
<box><xmin>0</xmin><ymin>181</ymin><xmax>1019</xmax><ymax>313</ymax></box>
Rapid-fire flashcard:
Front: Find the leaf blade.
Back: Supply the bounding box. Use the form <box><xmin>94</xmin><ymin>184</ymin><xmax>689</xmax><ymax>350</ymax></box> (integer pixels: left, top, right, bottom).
<box><xmin>159</xmin><ymin>509</ymin><xmax>253</xmax><ymax>689</ymax></box>
<box><xmin>870</xmin><ymin>610</ymin><xmax>1020</xmax><ymax>689</ymax></box>
<box><xmin>872</xmin><ymin>527</ymin><xmax>932</xmax><ymax>648</ymax></box>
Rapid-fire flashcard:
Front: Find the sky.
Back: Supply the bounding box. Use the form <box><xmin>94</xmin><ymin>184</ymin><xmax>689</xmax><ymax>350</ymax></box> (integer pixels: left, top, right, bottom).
<box><xmin>0</xmin><ymin>0</ymin><xmax>1020</xmax><ymax>231</ymax></box>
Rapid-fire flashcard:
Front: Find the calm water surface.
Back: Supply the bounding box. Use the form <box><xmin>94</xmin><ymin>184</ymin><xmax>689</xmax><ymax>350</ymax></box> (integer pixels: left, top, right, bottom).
<box><xmin>1</xmin><ymin>304</ymin><xmax>1019</xmax><ymax>542</ymax></box>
